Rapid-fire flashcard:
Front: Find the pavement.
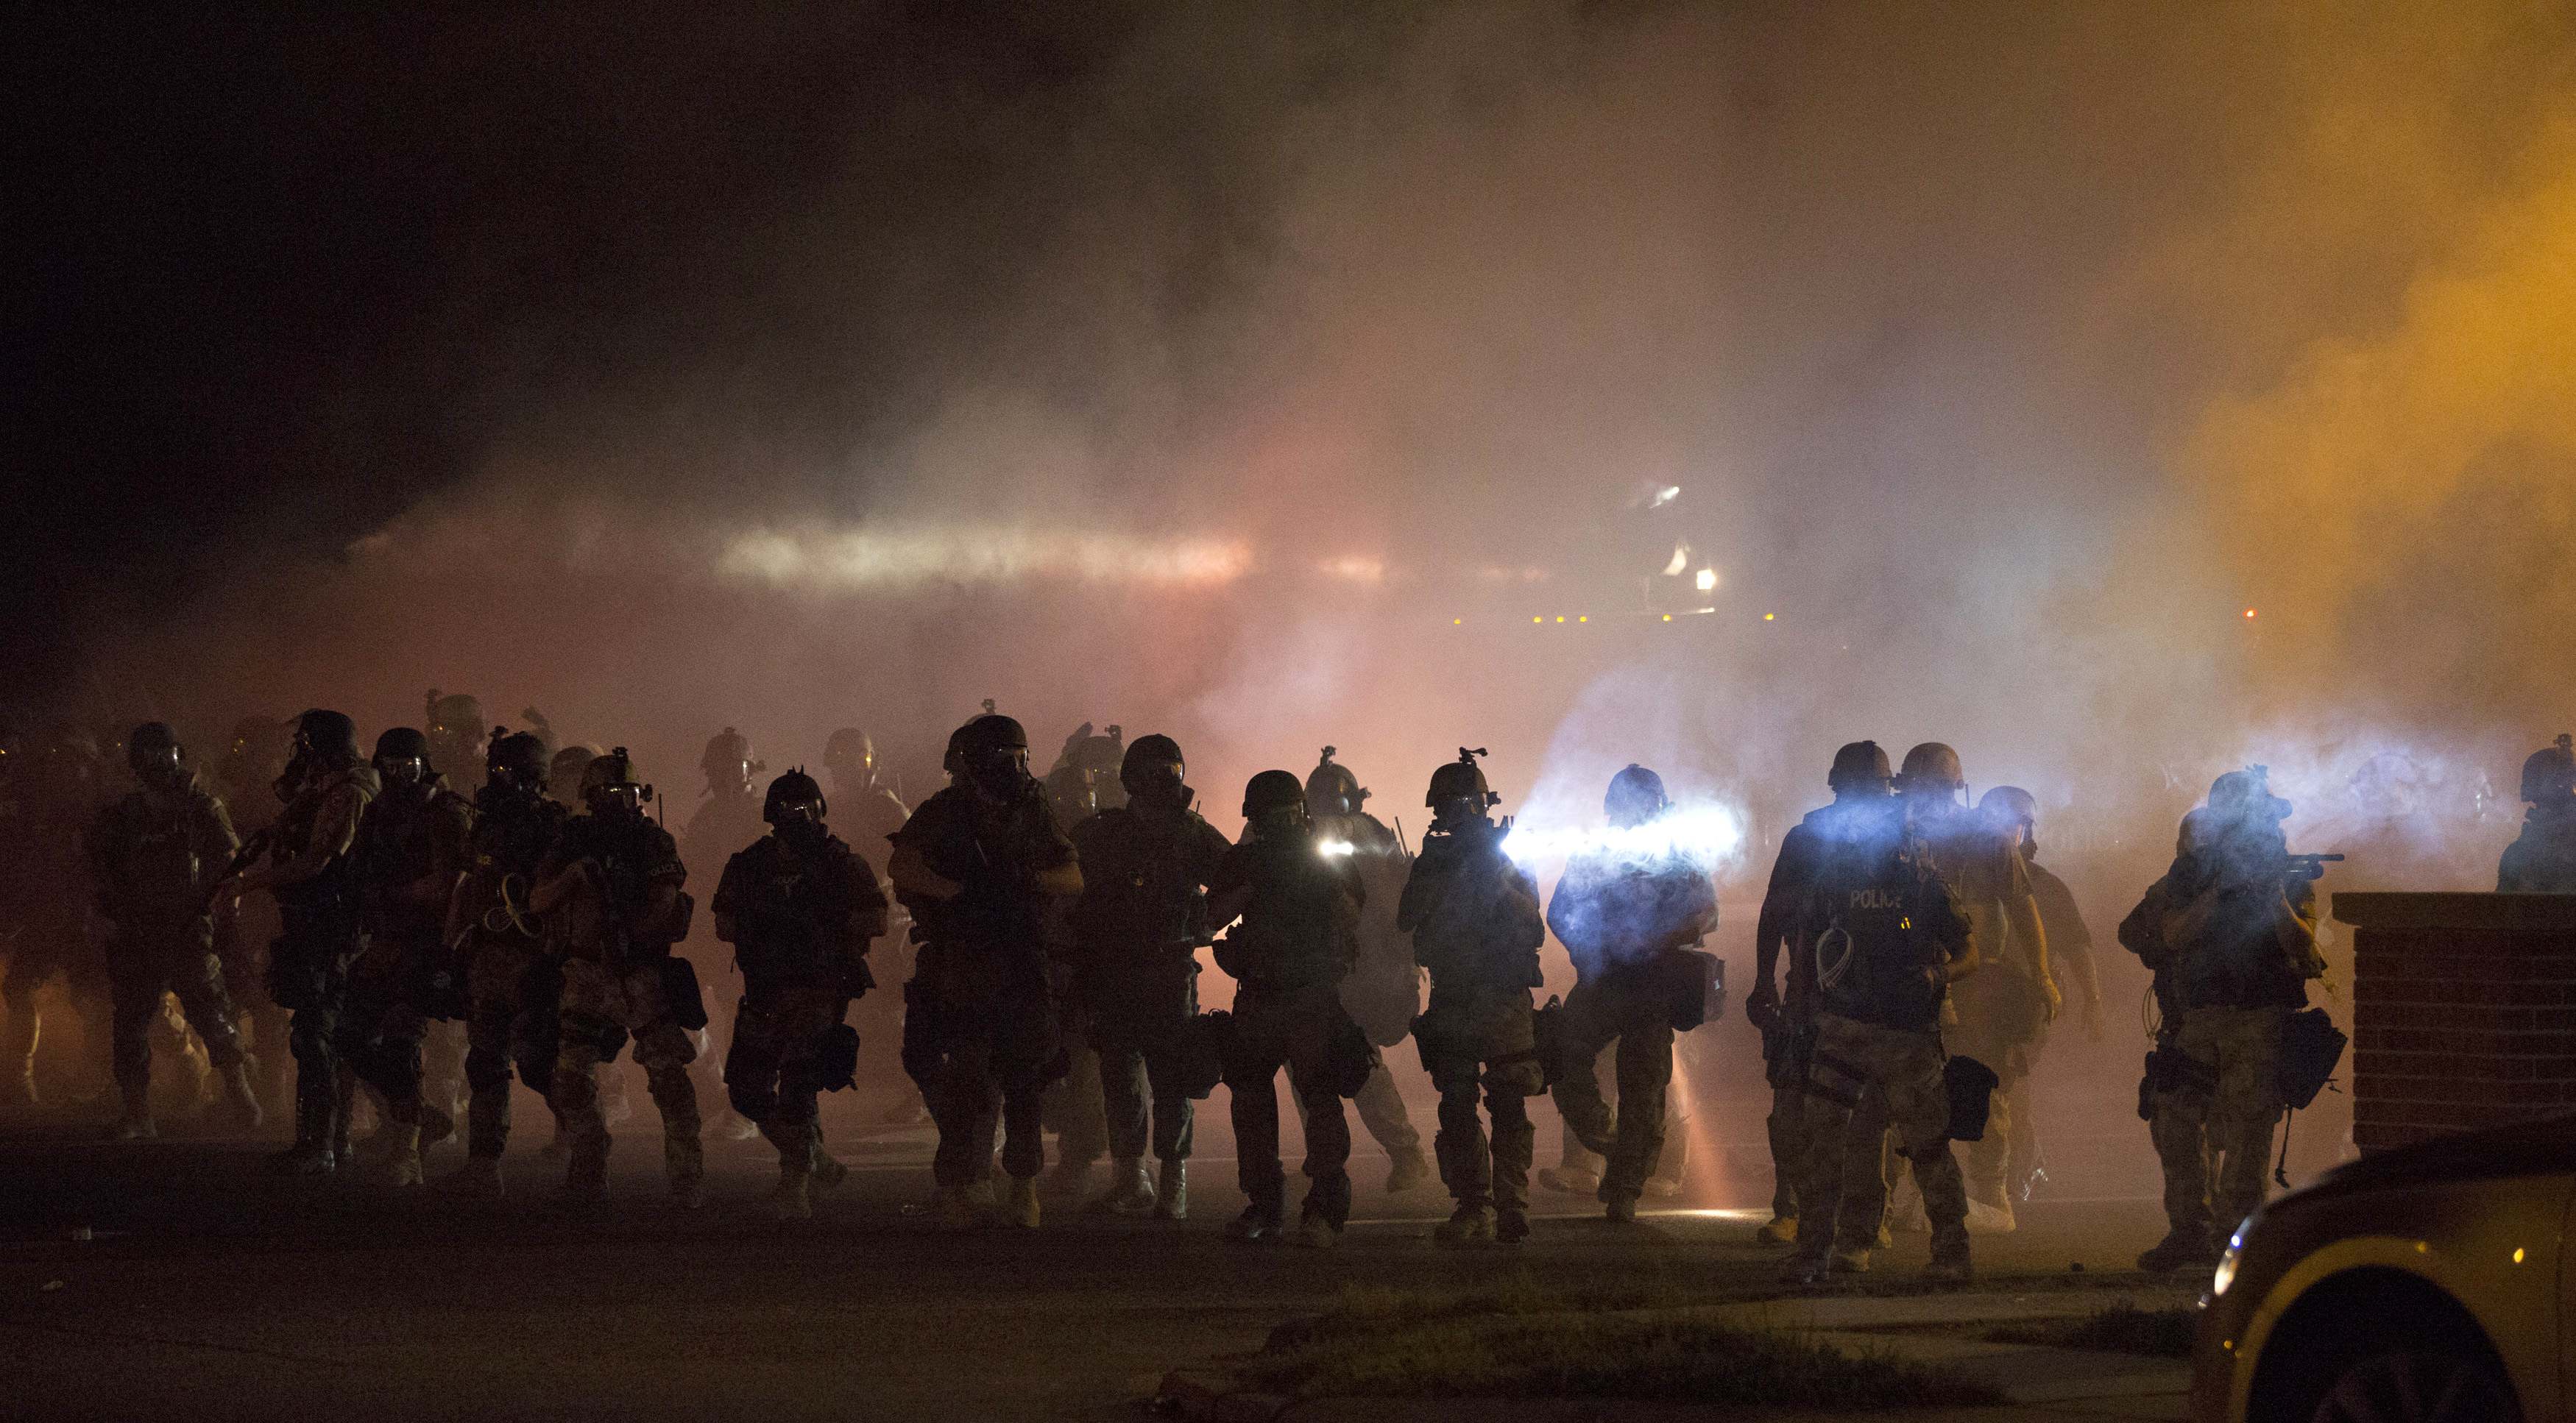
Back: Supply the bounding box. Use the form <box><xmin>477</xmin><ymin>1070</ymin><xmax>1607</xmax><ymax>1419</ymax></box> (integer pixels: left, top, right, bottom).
<box><xmin>0</xmin><ymin>1085</ymin><xmax>2205</xmax><ymax>1422</ymax></box>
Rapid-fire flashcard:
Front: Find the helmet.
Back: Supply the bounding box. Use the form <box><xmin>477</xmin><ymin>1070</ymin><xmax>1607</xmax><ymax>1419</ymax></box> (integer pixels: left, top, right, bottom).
<box><xmin>2520</xmin><ymin>735</ymin><xmax>2576</xmax><ymax>803</ymax></box>
<box><xmin>374</xmin><ymin>727</ymin><xmax>432</xmax><ymax>787</ymax></box>
<box><xmin>763</xmin><ymin>767</ymin><xmax>827</xmax><ymax>826</ymax></box>
<box><xmin>2208</xmin><ymin>765</ymin><xmax>2292</xmax><ymax>822</ymax></box>
<box><xmin>1426</xmin><ymin>748</ymin><xmax>1500</xmax><ymax>810</ymax></box>
<box><xmin>701</xmin><ymin>727</ymin><xmax>761</xmax><ymax>792</ymax></box>
<box><xmin>486</xmin><ymin>729</ymin><xmax>548</xmax><ymax>792</ymax></box>
<box><xmin>295</xmin><ymin>709</ymin><xmax>359</xmax><ymax>761</ymax></box>
<box><xmin>1305</xmin><ymin>747</ymin><xmax>1366</xmax><ymax>817</ymax></box>
<box><xmin>1826</xmin><ymin>740</ymin><xmax>1894</xmax><ymax>795</ymax></box>
<box><xmin>1242</xmin><ymin>769</ymin><xmax>1307</xmax><ymax>820</ymax></box>
<box><xmin>953</xmin><ymin>714</ymin><xmax>1032</xmax><ymax>797</ymax></box>
<box><xmin>1978</xmin><ymin>785</ymin><xmax>2037</xmax><ymax>826</ymax></box>
<box><xmin>1120</xmin><ymin>734</ymin><xmax>1186</xmax><ymax>798</ymax></box>
<box><xmin>1604</xmin><ymin>764</ymin><xmax>1669</xmax><ymax>825</ymax></box>
<box><xmin>1895</xmin><ymin>742</ymin><xmax>1964</xmax><ymax>795</ymax></box>
<box><xmin>956</xmin><ymin>714</ymin><xmax>1028</xmax><ymax>760</ymax></box>
<box><xmin>425</xmin><ymin>691</ymin><xmax>483</xmax><ymax>750</ymax></box>
<box><xmin>581</xmin><ymin>747</ymin><xmax>651</xmax><ymax>812</ymax></box>
<box><xmin>824</xmin><ymin>728</ymin><xmax>874</xmax><ymax>778</ymax></box>
<box><xmin>127</xmin><ymin>721</ymin><xmax>183</xmax><ymax>782</ymax></box>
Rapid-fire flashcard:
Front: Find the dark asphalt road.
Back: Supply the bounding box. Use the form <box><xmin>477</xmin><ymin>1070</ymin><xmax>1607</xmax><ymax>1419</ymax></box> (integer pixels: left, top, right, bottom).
<box><xmin>0</xmin><ymin>1085</ymin><xmax>2186</xmax><ymax>1423</ymax></box>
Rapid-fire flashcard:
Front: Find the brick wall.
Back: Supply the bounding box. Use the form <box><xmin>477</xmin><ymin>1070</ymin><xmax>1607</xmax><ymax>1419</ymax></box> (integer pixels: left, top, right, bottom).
<box><xmin>2338</xmin><ymin>891</ymin><xmax>2576</xmax><ymax>1151</ymax></box>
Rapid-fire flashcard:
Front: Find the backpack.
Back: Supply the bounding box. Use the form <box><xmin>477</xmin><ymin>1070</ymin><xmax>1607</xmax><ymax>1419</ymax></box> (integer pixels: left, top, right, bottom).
<box><xmin>1811</xmin><ymin>827</ymin><xmax>1963</xmax><ymax>1031</ymax></box>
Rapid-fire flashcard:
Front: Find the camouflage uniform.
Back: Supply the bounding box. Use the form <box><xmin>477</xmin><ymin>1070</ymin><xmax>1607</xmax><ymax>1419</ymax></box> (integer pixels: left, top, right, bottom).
<box><xmin>252</xmin><ymin>751</ymin><xmax>380</xmax><ymax>1168</ymax></box>
<box><xmin>1399</xmin><ymin>817</ymin><xmax>1546</xmax><ymax>1232</ymax></box>
<box><xmin>713</xmin><ymin>824</ymin><xmax>886</xmax><ymax>1188</ymax></box>
<box><xmin>892</xmin><ymin>783</ymin><xmax>1070</xmax><ymax>1192</ymax></box>
<box><xmin>1788</xmin><ymin>816</ymin><xmax>1975</xmax><ymax>1278</ymax></box>
<box><xmin>1211</xmin><ymin>820</ymin><xmax>1367</xmax><ymax>1232</ymax></box>
<box><xmin>343</xmin><ymin>768</ymin><xmax>473</xmax><ymax>1155</ymax></box>
<box><xmin>1067</xmin><ymin>800</ymin><xmax>1228</xmax><ymax>1171</ymax></box>
<box><xmin>540</xmin><ymin>812</ymin><xmax>701</xmax><ymax>1200</ymax></box>
<box><xmin>2498</xmin><ymin>801</ymin><xmax>2576</xmax><ymax>892</ymax></box>
<box><xmin>1545</xmin><ymin>845</ymin><xmax>1715</xmax><ymax>1207</ymax></box>
<box><xmin>450</xmin><ymin>780</ymin><xmax>569</xmax><ymax>1167</ymax></box>
<box><xmin>85</xmin><ymin>768</ymin><xmax>252</xmax><ymax>1123</ymax></box>
<box><xmin>2121</xmin><ymin>823</ymin><xmax>2316</xmax><ymax>1253</ymax></box>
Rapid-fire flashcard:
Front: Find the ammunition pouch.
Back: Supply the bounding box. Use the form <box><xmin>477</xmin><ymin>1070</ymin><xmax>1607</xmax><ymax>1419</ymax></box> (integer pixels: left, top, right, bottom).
<box><xmin>657</xmin><ymin>955</ymin><xmax>710</xmax><ymax>1032</ymax></box>
<box><xmin>1175</xmin><ymin>1009</ymin><xmax>1229</xmax><ymax>1101</ymax></box>
<box><xmin>1943</xmin><ymin>1054</ymin><xmax>2001</xmax><ymax>1142</ymax></box>
<box><xmin>1657</xmin><ymin>947</ymin><xmax>1724</xmax><ymax>1032</ymax></box>
<box><xmin>2279</xmin><ymin>1007</ymin><xmax>2347</xmax><ymax>1111</ymax></box>
<box><xmin>1761</xmin><ymin>1016</ymin><xmax>1816</xmax><ymax>1091</ymax></box>
<box><xmin>817</xmin><ymin>1023</ymin><xmax>860</xmax><ymax>1093</ymax></box>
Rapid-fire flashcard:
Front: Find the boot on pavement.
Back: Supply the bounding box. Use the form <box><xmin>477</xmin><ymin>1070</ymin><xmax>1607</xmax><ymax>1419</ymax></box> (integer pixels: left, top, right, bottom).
<box><xmin>1384</xmin><ymin>1147</ymin><xmax>1432</xmax><ymax>1194</ymax></box>
<box><xmin>774</xmin><ymin>1168</ymin><xmax>813</xmax><ymax>1221</ymax></box>
<box><xmin>2137</xmin><ymin>1230</ymin><xmax>2221</xmax><ymax>1273</ymax></box>
<box><xmin>383</xmin><ymin>1123</ymin><xmax>425</xmax><ymax>1188</ymax></box>
<box><xmin>1154</xmin><ymin>1160</ymin><xmax>1188</xmax><ymax>1221</ymax></box>
<box><xmin>1086</xmin><ymin>1157</ymin><xmax>1156</xmax><ymax>1216</ymax></box>
<box><xmin>1005</xmin><ymin>1174</ymin><xmax>1042</xmax><ymax>1229</ymax></box>
<box><xmin>1433</xmin><ymin>1202</ymin><xmax>1496</xmax><ymax>1246</ymax></box>
<box><xmin>1755</xmin><ymin>1214</ymin><xmax>1798</xmax><ymax>1246</ymax></box>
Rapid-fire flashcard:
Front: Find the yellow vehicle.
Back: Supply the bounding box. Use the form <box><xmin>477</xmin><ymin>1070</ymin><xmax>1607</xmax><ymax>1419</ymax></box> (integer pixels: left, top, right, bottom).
<box><xmin>2191</xmin><ymin>1115</ymin><xmax>2570</xmax><ymax>1421</ymax></box>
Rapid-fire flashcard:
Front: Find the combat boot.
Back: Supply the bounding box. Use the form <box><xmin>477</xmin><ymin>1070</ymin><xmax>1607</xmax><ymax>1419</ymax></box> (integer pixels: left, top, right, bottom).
<box><xmin>812</xmin><ymin>1152</ymin><xmax>850</xmax><ymax>1191</ymax></box>
<box><xmin>1292</xmin><ymin>1206</ymin><xmax>1342</xmax><ymax>1250</ymax></box>
<box><xmin>1225</xmin><ymin>1203</ymin><xmax>1284</xmax><ymax>1243</ymax></box>
<box><xmin>1925</xmin><ymin>1221</ymin><xmax>1974</xmax><ymax>1283</ymax></box>
<box><xmin>439</xmin><ymin>1156</ymin><xmax>505</xmax><ymax>1199</ymax></box>
<box><xmin>2137</xmin><ymin>1230</ymin><xmax>2221</xmax><ymax>1273</ymax></box>
<box><xmin>933</xmin><ymin>1182</ymin><xmax>977</xmax><ymax>1231</ymax></box>
<box><xmin>1005</xmin><ymin>1174</ymin><xmax>1041</xmax><ymax>1229</ymax></box>
<box><xmin>1384</xmin><ymin>1146</ymin><xmax>1432</xmax><ymax>1194</ymax></box>
<box><xmin>1086</xmin><ymin>1157</ymin><xmax>1156</xmax><ymax>1216</ymax></box>
<box><xmin>1495</xmin><ymin>1208</ymin><xmax>1531</xmax><ymax>1243</ymax></box>
<box><xmin>1755</xmin><ymin>1214</ymin><xmax>1798</xmax><ymax>1246</ymax></box>
<box><xmin>1533</xmin><ymin>1164</ymin><xmax>1599</xmax><ymax>1197</ymax></box>
<box><xmin>271</xmin><ymin>1076</ymin><xmax>339</xmax><ymax>1176</ymax></box>
<box><xmin>113</xmin><ymin>1113</ymin><xmax>158</xmax><ymax>1142</ymax></box>
<box><xmin>1153</xmin><ymin>1160</ymin><xmax>1188</xmax><ymax>1221</ymax></box>
<box><xmin>665</xmin><ymin>1135</ymin><xmax>706</xmax><ymax>1210</ymax></box>
<box><xmin>1433</xmin><ymin>1202</ymin><xmax>1496</xmax><ymax>1245</ymax></box>
<box><xmin>382</xmin><ymin>1124</ymin><xmax>425</xmax><ymax>1188</ymax></box>
<box><xmin>773</xmin><ymin>1167</ymin><xmax>813</xmax><ymax>1221</ymax></box>
<box><xmin>1602</xmin><ymin>1193</ymin><xmax>1638</xmax><ymax>1225</ymax></box>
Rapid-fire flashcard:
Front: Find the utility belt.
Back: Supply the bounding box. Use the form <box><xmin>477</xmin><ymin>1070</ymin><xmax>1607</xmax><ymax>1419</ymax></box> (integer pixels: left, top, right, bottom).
<box><xmin>2137</xmin><ymin>1036</ymin><xmax>2219</xmax><ymax>1119</ymax></box>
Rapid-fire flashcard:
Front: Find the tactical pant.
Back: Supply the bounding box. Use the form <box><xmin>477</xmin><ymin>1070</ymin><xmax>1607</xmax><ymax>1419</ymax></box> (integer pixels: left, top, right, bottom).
<box><xmin>1549</xmin><ymin>970</ymin><xmax>1675</xmax><ymax>1203</ymax></box>
<box><xmin>726</xmin><ymin>983</ymin><xmax>846</xmax><ymax>1177</ymax></box>
<box><xmin>271</xmin><ymin>906</ymin><xmax>361</xmax><ymax>1154</ymax></box>
<box><xmin>1827</xmin><ymin>1085</ymin><xmax>1900</xmax><ymax>1241</ymax></box>
<box><xmin>1421</xmin><ymin>984</ymin><xmax>1543</xmax><ymax>1215</ymax></box>
<box><xmin>550</xmin><ymin>958</ymin><xmax>703</xmax><ymax>1193</ymax></box>
<box><xmin>336</xmin><ymin>934</ymin><xmax>431</xmax><ymax>1131</ymax></box>
<box><xmin>1945</xmin><ymin>967</ymin><xmax>2042</xmax><ymax>1207</ymax></box>
<box><xmin>1227</xmin><ymin>982</ymin><xmax>1355</xmax><ymax>1224</ymax></box>
<box><xmin>109</xmin><ymin>934</ymin><xmax>247</xmax><ymax>1113</ymax></box>
<box><xmin>1090</xmin><ymin>972</ymin><xmax>1198</xmax><ymax>1164</ymax></box>
<box><xmin>919</xmin><ymin>991</ymin><xmax>1055</xmax><ymax>1188</ymax></box>
<box><xmin>1350</xmin><ymin>1062</ymin><xmax>1421</xmax><ymax>1157</ymax></box>
<box><xmin>217</xmin><ymin>902</ymin><xmax>293</xmax><ymax>1114</ymax></box>
<box><xmin>1795</xmin><ymin>1013</ymin><xmax>1967</xmax><ymax>1267</ymax></box>
<box><xmin>1767</xmin><ymin>1082</ymin><xmax>1805</xmax><ymax>1218</ymax></box>
<box><xmin>461</xmin><ymin>937</ymin><xmax>557</xmax><ymax>1160</ymax></box>
<box><xmin>2156</xmin><ymin>1005</ymin><xmax>2285</xmax><ymax>1245</ymax></box>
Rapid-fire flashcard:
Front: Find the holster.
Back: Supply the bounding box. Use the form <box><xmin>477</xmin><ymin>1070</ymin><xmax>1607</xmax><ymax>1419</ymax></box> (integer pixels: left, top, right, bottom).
<box><xmin>1943</xmin><ymin>1054</ymin><xmax>2001</xmax><ymax>1142</ymax></box>
<box><xmin>1658</xmin><ymin>948</ymin><xmax>1723</xmax><ymax>1032</ymax></box>
<box><xmin>817</xmin><ymin>1023</ymin><xmax>860</xmax><ymax>1093</ymax></box>
<box><xmin>1761</xmin><ymin>1015</ymin><xmax>1816</xmax><ymax>1091</ymax></box>
<box><xmin>2278</xmin><ymin>1007</ymin><xmax>2348</xmax><ymax>1110</ymax></box>
<box><xmin>657</xmin><ymin>954</ymin><xmax>710</xmax><ymax>1032</ymax></box>
<box><xmin>1326</xmin><ymin>1009</ymin><xmax>1379</xmax><ymax>1099</ymax></box>
<box><xmin>1528</xmin><ymin>993</ymin><xmax>1567</xmax><ymax>1088</ymax></box>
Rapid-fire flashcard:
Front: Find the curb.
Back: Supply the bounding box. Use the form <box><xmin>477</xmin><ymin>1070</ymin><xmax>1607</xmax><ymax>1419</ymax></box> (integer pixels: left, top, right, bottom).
<box><xmin>1153</xmin><ymin>1369</ymin><xmax>1292</xmax><ymax>1422</ymax></box>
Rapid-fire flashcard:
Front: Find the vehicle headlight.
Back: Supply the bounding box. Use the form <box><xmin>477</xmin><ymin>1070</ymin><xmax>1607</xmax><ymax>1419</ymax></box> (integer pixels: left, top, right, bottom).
<box><xmin>2211</xmin><ymin>1225</ymin><xmax>2247</xmax><ymax>1298</ymax></box>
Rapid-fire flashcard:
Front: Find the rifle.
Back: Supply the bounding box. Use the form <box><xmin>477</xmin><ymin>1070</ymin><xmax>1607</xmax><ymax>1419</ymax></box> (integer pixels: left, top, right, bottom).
<box><xmin>203</xmin><ymin>828</ymin><xmax>272</xmax><ymax>911</ymax></box>
<box><xmin>2283</xmin><ymin>852</ymin><xmax>2343</xmax><ymax>882</ymax></box>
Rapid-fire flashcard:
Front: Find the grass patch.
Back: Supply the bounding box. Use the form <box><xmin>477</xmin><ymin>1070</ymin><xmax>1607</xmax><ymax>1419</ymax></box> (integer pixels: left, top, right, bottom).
<box><xmin>1986</xmin><ymin>1302</ymin><xmax>2197</xmax><ymax>1358</ymax></box>
<box><xmin>1246</xmin><ymin>1274</ymin><xmax>2003</xmax><ymax>1408</ymax></box>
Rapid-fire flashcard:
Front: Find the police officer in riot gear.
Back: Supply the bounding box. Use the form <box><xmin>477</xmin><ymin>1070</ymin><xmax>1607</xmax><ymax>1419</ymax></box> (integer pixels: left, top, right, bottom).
<box><xmin>531</xmin><ymin>748</ymin><xmax>704</xmax><ymax>1207</ymax></box>
<box><xmin>822</xmin><ymin>728</ymin><xmax>911</xmax><ymax>849</ymax></box>
<box><xmin>1750</xmin><ymin>741</ymin><xmax>1896</xmax><ymax>1246</ymax></box>
<box><xmin>1897</xmin><ymin>743</ymin><xmax>2053</xmax><ymax>1233</ymax></box>
<box><xmin>685</xmin><ymin>727</ymin><xmax>769</xmax><ymax>1143</ymax></box>
<box><xmin>1305</xmin><ymin>748</ymin><xmax>1432</xmax><ymax>1193</ymax></box>
<box><xmin>85</xmin><ymin>723</ymin><xmax>263</xmax><ymax>1139</ymax></box>
<box><xmin>341</xmin><ymin>728</ymin><xmax>474</xmax><ymax>1186</ymax></box>
<box><xmin>2499</xmin><ymin>735</ymin><xmax>2576</xmax><ymax>892</ymax></box>
<box><xmin>1979</xmin><ymin>785</ymin><xmax>2103</xmax><ymax>1203</ymax></box>
<box><xmin>1066</xmin><ymin>735</ymin><xmax>1230</xmax><ymax>1220</ymax></box>
<box><xmin>1544</xmin><ymin>764</ymin><xmax>1717</xmax><ymax>1223</ymax></box>
<box><xmin>887</xmin><ymin>713</ymin><xmax>1083</xmax><ymax>1229</ymax></box>
<box><xmin>228</xmin><ymin>709</ymin><xmax>381</xmax><ymax>1175</ymax></box>
<box><xmin>441</xmin><ymin>728</ymin><xmax>568</xmax><ymax>1196</ymax></box>
<box><xmin>213</xmin><ymin>714</ymin><xmax>297</xmax><ymax>1118</ymax></box>
<box><xmin>1207</xmin><ymin>770</ymin><xmax>1369</xmax><ymax>1246</ymax></box>
<box><xmin>1398</xmin><ymin>749</ymin><xmax>1547</xmax><ymax>1245</ymax></box>
<box><xmin>713</xmin><ymin>768</ymin><xmax>889</xmax><ymax>1220</ymax></box>
<box><xmin>1785</xmin><ymin>781</ymin><xmax>1979</xmax><ymax>1283</ymax></box>
<box><xmin>423</xmin><ymin>692</ymin><xmax>486</xmax><ymax>791</ymax></box>
<box><xmin>2122</xmin><ymin>771</ymin><xmax>2324</xmax><ymax>1271</ymax></box>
